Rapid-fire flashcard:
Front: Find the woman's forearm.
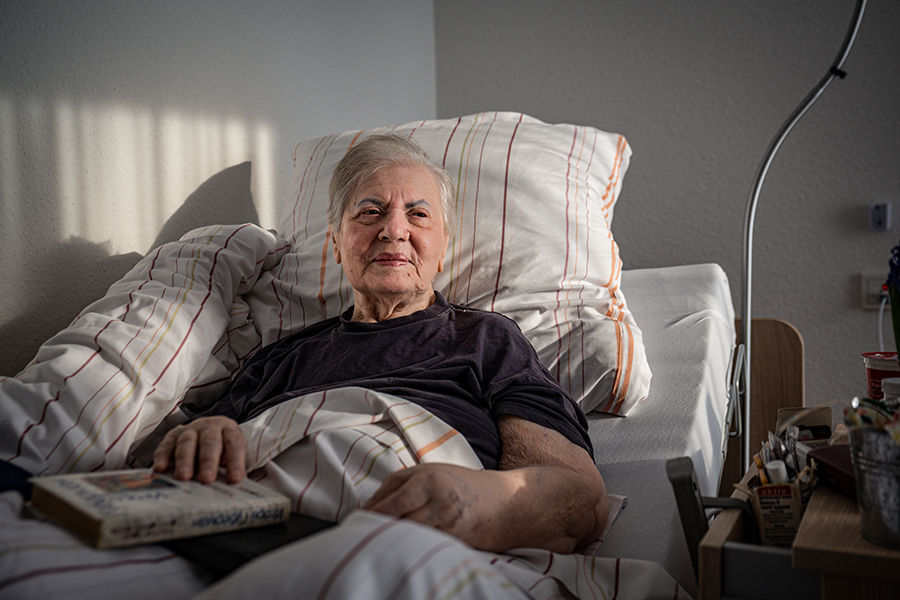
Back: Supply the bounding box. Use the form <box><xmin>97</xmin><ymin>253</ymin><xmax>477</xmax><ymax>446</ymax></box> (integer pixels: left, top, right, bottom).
<box><xmin>365</xmin><ymin>409</ymin><xmax>609</xmax><ymax>554</ymax></box>
<box><xmin>479</xmin><ymin>464</ymin><xmax>608</xmax><ymax>553</ymax></box>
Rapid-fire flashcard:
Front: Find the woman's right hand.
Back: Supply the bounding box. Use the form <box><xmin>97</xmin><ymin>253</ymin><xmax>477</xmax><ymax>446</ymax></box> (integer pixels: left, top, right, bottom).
<box><xmin>152</xmin><ymin>416</ymin><xmax>247</xmax><ymax>483</ymax></box>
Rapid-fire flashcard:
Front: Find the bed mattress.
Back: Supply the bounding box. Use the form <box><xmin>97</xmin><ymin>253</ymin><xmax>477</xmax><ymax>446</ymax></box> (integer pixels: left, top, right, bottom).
<box><xmin>589</xmin><ymin>263</ymin><xmax>736</xmax><ymax>596</ymax></box>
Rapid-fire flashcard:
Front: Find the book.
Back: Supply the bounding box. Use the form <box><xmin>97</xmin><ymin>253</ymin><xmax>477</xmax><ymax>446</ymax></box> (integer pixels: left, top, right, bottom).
<box><xmin>808</xmin><ymin>443</ymin><xmax>856</xmax><ymax>499</ymax></box>
<box><xmin>28</xmin><ymin>469</ymin><xmax>291</xmax><ymax>548</ymax></box>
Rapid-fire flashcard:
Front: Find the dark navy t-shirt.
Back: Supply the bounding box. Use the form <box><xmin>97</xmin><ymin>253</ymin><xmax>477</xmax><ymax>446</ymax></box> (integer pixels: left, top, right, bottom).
<box><xmin>198</xmin><ymin>293</ymin><xmax>592</xmax><ymax>469</ymax></box>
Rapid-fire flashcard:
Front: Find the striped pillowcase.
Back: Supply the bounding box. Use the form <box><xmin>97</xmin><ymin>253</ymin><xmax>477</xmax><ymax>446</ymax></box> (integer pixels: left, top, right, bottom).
<box><xmin>274</xmin><ymin>112</ymin><xmax>650</xmax><ymax>415</ymax></box>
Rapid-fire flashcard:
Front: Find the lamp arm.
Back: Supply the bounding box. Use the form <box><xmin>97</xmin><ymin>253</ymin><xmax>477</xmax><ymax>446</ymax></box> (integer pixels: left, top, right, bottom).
<box><xmin>740</xmin><ymin>0</ymin><xmax>867</xmax><ymax>474</ymax></box>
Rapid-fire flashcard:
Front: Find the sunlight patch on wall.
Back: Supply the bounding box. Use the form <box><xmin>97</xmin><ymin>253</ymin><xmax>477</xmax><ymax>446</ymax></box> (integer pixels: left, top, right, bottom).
<box><xmin>2</xmin><ymin>95</ymin><xmax>278</xmax><ymax>258</ymax></box>
<box><xmin>0</xmin><ymin>95</ymin><xmax>280</xmax><ymax>323</ymax></box>
<box><xmin>0</xmin><ymin>96</ymin><xmax>21</xmax><ymax>273</ymax></box>
<box><xmin>253</xmin><ymin>125</ymin><xmax>276</xmax><ymax>229</ymax></box>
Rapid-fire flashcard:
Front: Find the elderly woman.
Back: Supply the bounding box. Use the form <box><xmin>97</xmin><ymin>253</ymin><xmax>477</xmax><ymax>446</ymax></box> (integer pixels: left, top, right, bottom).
<box><xmin>153</xmin><ymin>135</ymin><xmax>609</xmax><ymax>554</ymax></box>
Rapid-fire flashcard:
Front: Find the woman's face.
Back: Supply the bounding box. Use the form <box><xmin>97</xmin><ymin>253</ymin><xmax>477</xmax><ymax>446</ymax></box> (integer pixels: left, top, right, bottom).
<box><xmin>332</xmin><ymin>164</ymin><xmax>449</xmax><ymax>310</ymax></box>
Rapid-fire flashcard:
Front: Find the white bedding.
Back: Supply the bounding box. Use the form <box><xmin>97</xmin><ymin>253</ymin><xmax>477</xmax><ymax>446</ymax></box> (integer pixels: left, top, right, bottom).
<box><xmin>591</xmin><ymin>264</ymin><xmax>736</xmax><ymax>493</ymax></box>
<box><xmin>0</xmin><ymin>385</ymin><xmax>682</xmax><ymax>600</ymax></box>
<box><xmin>590</xmin><ymin>263</ymin><xmax>736</xmax><ymax>597</ymax></box>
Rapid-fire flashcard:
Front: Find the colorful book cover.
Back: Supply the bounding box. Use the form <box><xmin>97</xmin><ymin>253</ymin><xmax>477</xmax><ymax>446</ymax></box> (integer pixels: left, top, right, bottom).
<box><xmin>29</xmin><ymin>469</ymin><xmax>290</xmax><ymax>548</ymax></box>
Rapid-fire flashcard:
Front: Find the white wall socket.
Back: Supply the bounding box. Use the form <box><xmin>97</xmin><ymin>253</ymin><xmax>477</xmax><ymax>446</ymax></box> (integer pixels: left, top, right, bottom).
<box><xmin>862</xmin><ymin>272</ymin><xmax>889</xmax><ymax>310</ymax></box>
<box><xmin>869</xmin><ymin>203</ymin><xmax>892</xmax><ymax>231</ymax></box>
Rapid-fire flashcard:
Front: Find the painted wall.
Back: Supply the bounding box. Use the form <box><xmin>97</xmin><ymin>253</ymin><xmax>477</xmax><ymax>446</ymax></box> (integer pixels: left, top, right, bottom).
<box><xmin>0</xmin><ymin>0</ymin><xmax>436</xmax><ymax>376</ymax></box>
<box><xmin>434</xmin><ymin>0</ymin><xmax>900</xmax><ymax>409</ymax></box>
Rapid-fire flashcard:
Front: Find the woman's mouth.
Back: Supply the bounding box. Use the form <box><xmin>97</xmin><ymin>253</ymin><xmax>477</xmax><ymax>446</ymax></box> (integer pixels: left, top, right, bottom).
<box><xmin>373</xmin><ymin>253</ymin><xmax>410</xmax><ymax>267</ymax></box>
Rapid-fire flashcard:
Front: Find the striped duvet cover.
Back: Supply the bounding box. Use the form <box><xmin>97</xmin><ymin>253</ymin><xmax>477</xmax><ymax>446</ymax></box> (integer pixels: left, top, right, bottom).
<box><xmin>0</xmin><ymin>224</ymin><xmax>687</xmax><ymax>599</ymax></box>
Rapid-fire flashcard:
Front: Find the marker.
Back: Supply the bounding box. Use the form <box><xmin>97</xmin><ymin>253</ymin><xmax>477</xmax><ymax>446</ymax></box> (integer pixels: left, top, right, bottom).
<box><xmin>753</xmin><ymin>454</ymin><xmax>770</xmax><ymax>485</ymax></box>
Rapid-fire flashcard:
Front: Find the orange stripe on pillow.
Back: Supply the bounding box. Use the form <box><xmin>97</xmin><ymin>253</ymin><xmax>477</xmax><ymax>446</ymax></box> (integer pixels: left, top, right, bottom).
<box><xmin>602</xmin><ymin>319</ymin><xmax>626</xmax><ymax>413</ymax></box>
<box><xmin>573</xmin><ymin>129</ymin><xmax>601</xmax><ymax>398</ymax></box>
<box><xmin>462</xmin><ymin>112</ymin><xmax>499</xmax><ymax>305</ymax></box>
<box><xmin>615</xmin><ymin>323</ymin><xmax>636</xmax><ymax>413</ymax></box>
<box><xmin>284</xmin><ymin>134</ymin><xmax>338</xmax><ymax>333</ymax></box>
<box><xmin>490</xmin><ymin>113</ymin><xmax>524</xmax><ymax>312</ymax></box>
<box><xmin>607</xmin><ymin>321</ymin><xmax>636</xmax><ymax>415</ymax></box>
<box><xmin>348</xmin><ymin>131</ymin><xmax>366</xmax><ymax>149</ymax></box>
<box><xmin>601</xmin><ymin>136</ymin><xmax>627</xmax><ymax>214</ymax></box>
<box><xmin>440</xmin><ymin>116</ymin><xmax>464</xmax><ymax>168</ymax></box>
<box><xmin>292</xmin><ymin>135</ymin><xmax>333</xmax><ymax>245</ymax></box>
<box><xmin>456</xmin><ymin>112</ymin><xmax>492</xmax><ymax>301</ymax></box>
<box><xmin>552</xmin><ymin>126</ymin><xmax>583</xmax><ymax>383</ymax></box>
<box><xmin>447</xmin><ymin>114</ymin><xmax>483</xmax><ymax>302</ymax></box>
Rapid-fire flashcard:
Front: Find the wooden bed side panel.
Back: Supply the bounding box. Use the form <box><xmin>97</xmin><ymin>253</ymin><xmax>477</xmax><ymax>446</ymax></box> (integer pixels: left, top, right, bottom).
<box><xmin>702</xmin><ymin>318</ymin><xmax>804</xmax><ymax>600</ymax></box>
<box><xmin>720</xmin><ymin>318</ymin><xmax>805</xmax><ymax>494</ymax></box>
<box><xmin>698</xmin><ymin>476</ymin><xmax>754</xmax><ymax>600</ymax></box>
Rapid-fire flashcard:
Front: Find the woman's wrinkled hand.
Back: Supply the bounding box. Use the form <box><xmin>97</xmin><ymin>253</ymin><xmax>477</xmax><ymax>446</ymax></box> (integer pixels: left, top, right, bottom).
<box><xmin>152</xmin><ymin>416</ymin><xmax>247</xmax><ymax>484</ymax></box>
<box><xmin>362</xmin><ymin>463</ymin><xmax>496</xmax><ymax>549</ymax></box>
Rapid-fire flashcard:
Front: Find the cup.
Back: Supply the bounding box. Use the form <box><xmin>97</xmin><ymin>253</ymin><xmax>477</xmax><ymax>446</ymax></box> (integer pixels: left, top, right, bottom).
<box><xmin>861</xmin><ymin>352</ymin><xmax>900</xmax><ymax>400</ymax></box>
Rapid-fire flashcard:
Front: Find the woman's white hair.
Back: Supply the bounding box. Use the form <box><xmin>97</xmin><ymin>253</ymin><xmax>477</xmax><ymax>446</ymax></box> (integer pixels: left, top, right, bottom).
<box><xmin>328</xmin><ymin>134</ymin><xmax>456</xmax><ymax>235</ymax></box>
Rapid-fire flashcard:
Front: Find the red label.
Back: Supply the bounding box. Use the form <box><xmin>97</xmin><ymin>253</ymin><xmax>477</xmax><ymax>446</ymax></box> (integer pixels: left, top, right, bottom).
<box><xmin>757</xmin><ymin>485</ymin><xmax>791</xmax><ymax>497</ymax></box>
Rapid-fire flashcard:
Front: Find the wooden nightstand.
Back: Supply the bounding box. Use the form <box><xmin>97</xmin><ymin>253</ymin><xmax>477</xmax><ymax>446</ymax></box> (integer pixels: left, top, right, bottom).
<box><xmin>700</xmin><ymin>479</ymin><xmax>900</xmax><ymax>600</ymax></box>
<box><xmin>792</xmin><ymin>483</ymin><xmax>900</xmax><ymax>599</ymax></box>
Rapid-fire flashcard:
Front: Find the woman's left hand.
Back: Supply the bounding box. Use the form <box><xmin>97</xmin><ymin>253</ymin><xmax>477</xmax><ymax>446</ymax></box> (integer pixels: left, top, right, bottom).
<box><xmin>362</xmin><ymin>463</ymin><xmax>493</xmax><ymax>548</ymax></box>
<box><xmin>363</xmin><ymin>415</ymin><xmax>607</xmax><ymax>554</ymax></box>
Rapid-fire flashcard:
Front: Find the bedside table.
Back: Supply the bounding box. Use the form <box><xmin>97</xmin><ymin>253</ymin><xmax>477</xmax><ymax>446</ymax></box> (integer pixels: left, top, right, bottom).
<box><xmin>700</xmin><ymin>471</ymin><xmax>900</xmax><ymax>600</ymax></box>
<box><xmin>792</xmin><ymin>483</ymin><xmax>900</xmax><ymax>599</ymax></box>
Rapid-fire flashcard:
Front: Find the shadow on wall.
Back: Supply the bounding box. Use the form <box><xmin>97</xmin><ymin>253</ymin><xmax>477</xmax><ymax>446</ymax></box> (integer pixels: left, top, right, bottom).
<box><xmin>149</xmin><ymin>162</ymin><xmax>260</xmax><ymax>251</ymax></box>
<box><xmin>0</xmin><ymin>162</ymin><xmax>260</xmax><ymax>377</ymax></box>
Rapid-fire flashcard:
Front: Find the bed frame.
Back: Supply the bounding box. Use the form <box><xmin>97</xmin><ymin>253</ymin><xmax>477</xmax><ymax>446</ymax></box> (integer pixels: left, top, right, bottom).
<box><xmin>703</xmin><ymin>317</ymin><xmax>805</xmax><ymax>599</ymax></box>
<box><xmin>721</xmin><ymin>318</ymin><xmax>805</xmax><ymax>493</ymax></box>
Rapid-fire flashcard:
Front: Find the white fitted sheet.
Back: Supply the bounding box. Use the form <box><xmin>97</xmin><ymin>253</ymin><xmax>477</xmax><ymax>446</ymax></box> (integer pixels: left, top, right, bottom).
<box><xmin>589</xmin><ymin>263</ymin><xmax>736</xmax><ymax>597</ymax></box>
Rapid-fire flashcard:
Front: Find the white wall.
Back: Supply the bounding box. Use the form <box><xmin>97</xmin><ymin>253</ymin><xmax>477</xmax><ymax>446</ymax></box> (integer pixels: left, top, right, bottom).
<box><xmin>435</xmin><ymin>0</ymin><xmax>900</xmax><ymax>409</ymax></box>
<box><xmin>0</xmin><ymin>0</ymin><xmax>436</xmax><ymax>376</ymax></box>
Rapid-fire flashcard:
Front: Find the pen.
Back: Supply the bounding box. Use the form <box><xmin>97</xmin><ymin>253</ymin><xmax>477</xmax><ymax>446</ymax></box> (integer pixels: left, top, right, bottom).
<box><xmin>753</xmin><ymin>454</ymin><xmax>769</xmax><ymax>485</ymax></box>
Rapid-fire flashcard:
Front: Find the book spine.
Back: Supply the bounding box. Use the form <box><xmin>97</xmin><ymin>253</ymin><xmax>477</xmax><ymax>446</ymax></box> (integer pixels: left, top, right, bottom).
<box><xmin>97</xmin><ymin>499</ymin><xmax>290</xmax><ymax>548</ymax></box>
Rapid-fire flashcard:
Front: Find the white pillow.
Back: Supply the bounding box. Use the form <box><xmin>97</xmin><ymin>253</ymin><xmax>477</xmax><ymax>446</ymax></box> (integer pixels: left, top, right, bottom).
<box><xmin>272</xmin><ymin>112</ymin><xmax>650</xmax><ymax>415</ymax></box>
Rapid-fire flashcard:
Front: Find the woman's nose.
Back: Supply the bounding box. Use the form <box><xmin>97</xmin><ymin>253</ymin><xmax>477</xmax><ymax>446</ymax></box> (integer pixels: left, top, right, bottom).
<box><xmin>378</xmin><ymin>210</ymin><xmax>410</xmax><ymax>241</ymax></box>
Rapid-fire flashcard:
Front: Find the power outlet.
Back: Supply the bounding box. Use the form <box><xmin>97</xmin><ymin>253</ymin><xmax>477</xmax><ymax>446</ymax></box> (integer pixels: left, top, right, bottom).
<box><xmin>862</xmin><ymin>273</ymin><xmax>889</xmax><ymax>310</ymax></box>
<box><xmin>869</xmin><ymin>203</ymin><xmax>892</xmax><ymax>231</ymax></box>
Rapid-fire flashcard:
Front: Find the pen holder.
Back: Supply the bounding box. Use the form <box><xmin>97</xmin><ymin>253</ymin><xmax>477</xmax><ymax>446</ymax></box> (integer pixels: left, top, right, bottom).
<box><xmin>850</xmin><ymin>427</ymin><xmax>900</xmax><ymax>549</ymax></box>
<box><xmin>737</xmin><ymin>468</ymin><xmax>816</xmax><ymax>547</ymax></box>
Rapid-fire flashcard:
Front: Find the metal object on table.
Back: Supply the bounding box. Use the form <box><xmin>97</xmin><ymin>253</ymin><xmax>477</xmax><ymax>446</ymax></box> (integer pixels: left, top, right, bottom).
<box><xmin>850</xmin><ymin>427</ymin><xmax>900</xmax><ymax>549</ymax></box>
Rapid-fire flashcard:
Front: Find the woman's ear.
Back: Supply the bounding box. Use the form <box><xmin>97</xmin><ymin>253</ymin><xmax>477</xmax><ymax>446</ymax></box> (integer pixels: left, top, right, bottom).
<box><xmin>331</xmin><ymin>227</ymin><xmax>342</xmax><ymax>264</ymax></box>
<box><xmin>437</xmin><ymin>233</ymin><xmax>449</xmax><ymax>273</ymax></box>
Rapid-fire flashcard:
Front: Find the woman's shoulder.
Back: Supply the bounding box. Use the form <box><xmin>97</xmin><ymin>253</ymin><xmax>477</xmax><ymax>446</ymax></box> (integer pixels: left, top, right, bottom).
<box><xmin>447</xmin><ymin>301</ymin><xmax>527</xmax><ymax>338</ymax></box>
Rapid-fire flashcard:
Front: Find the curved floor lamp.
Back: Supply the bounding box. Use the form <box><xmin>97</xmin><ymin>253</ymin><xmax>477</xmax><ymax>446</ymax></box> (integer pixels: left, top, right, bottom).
<box><xmin>739</xmin><ymin>0</ymin><xmax>867</xmax><ymax>473</ymax></box>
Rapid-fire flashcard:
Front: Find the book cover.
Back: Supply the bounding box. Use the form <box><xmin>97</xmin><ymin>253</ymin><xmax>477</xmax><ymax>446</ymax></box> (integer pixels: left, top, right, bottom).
<box><xmin>164</xmin><ymin>513</ymin><xmax>336</xmax><ymax>576</ymax></box>
<box><xmin>808</xmin><ymin>443</ymin><xmax>856</xmax><ymax>499</ymax></box>
<box><xmin>29</xmin><ymin>469</ymin><xmax>291</xmax><ymax>548</ymax></box>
